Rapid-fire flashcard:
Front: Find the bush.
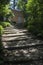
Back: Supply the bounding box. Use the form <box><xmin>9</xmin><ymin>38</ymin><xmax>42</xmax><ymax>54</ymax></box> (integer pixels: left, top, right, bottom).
<box><xmin>0</xmin><ymin>25</ymin><xmax>4</xmax><ymax>34</ymax></box>
<box><xmin>28</xmin><ymin>25</ymin><xmax>39</xmax><ymax>35</ymax></box>
<box><xmin>1</xmin><ymin>22</ymin><xmax>11</xmax><ymax>28</ymax></box>
<box><xmin>27</xmin><ymin>20</ymin><xmax>43</xmax><ymax>37</ymax></box>
<box><xmin>24</xmin><ymin>21</ymin><xmax>28</xmax><ymax>28</ymax></box>
<box><xmin>0</xmin><ymin>25</ymin><xmax>4</xmax><ymax>64</ymax></box>
<box><xmin>26</xmin><ymin>0</ymin><xmax>43</xmax><ymax>38</ymax></box>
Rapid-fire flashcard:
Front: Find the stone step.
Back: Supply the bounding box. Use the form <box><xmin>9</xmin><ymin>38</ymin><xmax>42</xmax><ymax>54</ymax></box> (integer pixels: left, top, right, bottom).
<box><xmin>2</xmin><ymin>37</ymin><xmax>42</xmax><ymax>48</ymax></box>
<box><xmin>2</xmin><ymin>34</ymin><xmax>28</xmax><ymax>38</ymax></box>
<box><xmin>2</xmin><ymin>37</ymin><xmax>28</xmax><ymax>42</ymax></box>
<box><xmin>3</xmin><ymin>30</ymin><xmax>17</xmax><ymax>34</ymax></box>
<box><xmin>4</xmin><ymin>29</ymin><xmax>28</xmax><ymax>33</ymax></box>
<box><xmin>3</xmin><ymin>45</ymin><xmax>43</xmax><ymax>63</ymax></box>
<box><xmin>4</xmin><ymin>46</ymin><xmax>43</xmax><ymax>62</ymax></box>
<box><xmin>2</xmin><ymin>26</ymin><xmax>43</xmax><ymax>65</ymax></box>
<box><xmin>3</xmin><ymin>31</ymin><xmax>28</xmax><ymax>36</ymax></box>
<box><xmin>3</xmin><ymin>40</ymin><xmax>28</xmax><ymax>46</ymax></box>
<box><xmin>3</xmin><ymin>43</ymin><xmax>43</xmax><ymax>50</ymax></box>
<box><xmin>2</xmin><ymin>33</ymin><xmax>27</xmax><ymax>37</ymax></box>
<box><xmin>2</xmin><ymin>37</ymin><xmax>28</xmax><ymax>45</ymax></box>
<box><xmin>3</xmin><ymin>32</ymin><xmax>16</xmax><ymax>34</ymax></box>
<box><xmin>3</xmin><ymin>30</ymin><xmax>17</xmax><ymax>33</ymax></box>
<box><xmin>2</xmin><ymin>40</ymin><xmax>36</xmax><ymax>48</ymax></box>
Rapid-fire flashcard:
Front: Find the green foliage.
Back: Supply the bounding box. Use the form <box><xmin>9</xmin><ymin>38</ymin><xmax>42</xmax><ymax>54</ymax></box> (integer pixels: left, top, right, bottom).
<box><xmin>18</xmin><ymin>0</ymin><xmax>43</xmax><ymax>37</ymax></box>
<box><xmin>0</xmin><ymin>4</ymin><xmax>12</xmax><ymax>17</ymax></box>
<box><xmin>17</xmin><ymin>0</ymin><xmax>27</xmax><ymax>18</ymax></box>
<box><xmin>0</xmin><ymin>0</ymin><xmax>10</xmax><ymax>21</ymax></box>
<box><xmin>2</xmin><ymin>4</ymin><xmax>12</xmax><ymax>16</ymax></box>
<box><xmin>0</xmin><ymin>25</ymin><xmax>4</xmax><ymax>64</ymax></box>
<box><xmin>0</xmin><ymin>25</ymin><xmax>4</xmax><ymax>34</ymax></box>
<box><xmin>1</xmin><ymin>22</ymin><xmax>11</xmax><ymax>28</ymax></box>
<box><xmin>0</xmin><ymin>25</ymin><xmax>4</xmax><ymax>54</ymax></box>
<box><xmin>17</xmin><ymin>0</ymin><xmax>26</xmax><ymax>10</ymax></box>
<box><xmin>26</xmin><ymin>0</ymin><xmax>43</xmax><ymax>37</ymax></box>
<box><xmin>0</xmin><ymin>0</ymin><xmax>10</xmax><ymax>14</ymax></box>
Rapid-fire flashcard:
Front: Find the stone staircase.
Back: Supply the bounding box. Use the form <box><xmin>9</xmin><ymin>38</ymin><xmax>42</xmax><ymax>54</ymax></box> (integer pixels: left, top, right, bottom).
<box><xmin>2</xmin><ymin>26</ymin><xmax>43</xmax><ymax>65</ymax></box>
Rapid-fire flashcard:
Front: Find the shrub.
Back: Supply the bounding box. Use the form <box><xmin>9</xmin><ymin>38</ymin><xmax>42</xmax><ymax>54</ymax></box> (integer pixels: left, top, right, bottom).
<box><xmin>27</xmin><ymin>25</ymin><xmax>39</xmax><ymax>35</ymax></box>
<box><xmin>26</xmin><ymin>0</ymin><xmax>43</xmax><ymax>38</ymax></box>
<box><xmin>0</xmin><ymin>25</ymin><xmax>4</xmax><ymax>34</ymax></box>
<box><xmin>27</xmin><ymin>20</ymin><xmax>43</xmax><ymax>37</ymax></box>
<box><xmin>0</xmin><ymin>25</ymin><xmax>4</xmax><ymax>64</ymax></box>
<box><xmin>1</xmin><ymin>22</ymin><xmax>11</xmax><ymax>28</ymax></box>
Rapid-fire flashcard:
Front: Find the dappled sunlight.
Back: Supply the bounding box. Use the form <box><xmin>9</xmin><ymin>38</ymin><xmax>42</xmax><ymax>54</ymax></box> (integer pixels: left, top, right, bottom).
<box><xmin>0</xmin><ymin>0</ymin><xmax>43</xmax><ymax>65</ymax></box>
<box><xmin>4</xmin><ymin>47</ymin><xmax>42</xmax><ymax>61</ymax></box>
<box><xmin>2</xmin><ymin>25</ymin><xmax>43</xmax><ymax>63</ymax></box>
